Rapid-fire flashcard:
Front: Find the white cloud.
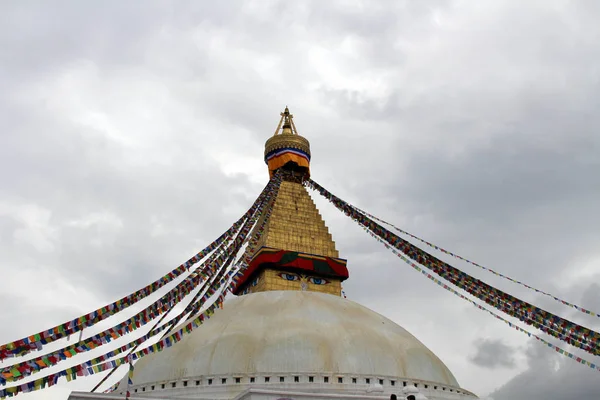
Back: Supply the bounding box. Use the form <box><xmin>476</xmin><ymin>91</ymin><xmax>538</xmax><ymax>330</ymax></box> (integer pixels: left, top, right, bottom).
<box><xmin>1</xmin><ymin>1</ymin><xmax>600</xmax><ymax>399</ymax></box>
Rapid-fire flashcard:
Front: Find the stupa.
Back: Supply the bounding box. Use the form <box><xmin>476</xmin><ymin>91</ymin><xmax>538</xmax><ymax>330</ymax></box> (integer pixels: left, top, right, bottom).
<box><xmin>68</xmin><ymin>108</ymin><xmax>478</xmax><ymax>400</ymax></box>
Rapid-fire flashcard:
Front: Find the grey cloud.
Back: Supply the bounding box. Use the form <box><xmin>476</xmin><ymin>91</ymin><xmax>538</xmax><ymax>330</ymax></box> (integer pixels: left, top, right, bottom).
<box><xmin>482</xmin><ymin>281</ymin><xmax>600</xmax><ymax>399</ymax></box>
<box><xmin>469</xmin><ymin>339</ymin><xmax>516</xmax><ymax>369</ymax></box>
<box><xmin>490</xmin><ymin>338</ymin><xmax>600</xmax><ymax>400</ymax></box>
<box><xmin>2</xmin><ymin>1</ymin><xmax>600</xmax><ymax>399</ymax></box>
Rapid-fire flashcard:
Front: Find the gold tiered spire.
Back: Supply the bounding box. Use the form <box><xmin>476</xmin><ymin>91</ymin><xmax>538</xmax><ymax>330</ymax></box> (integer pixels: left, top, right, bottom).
<box><xmin>233</xmin><ymin>107</ymin><xmax>348</xmax><ymax>297</ymax></box>
<box><xmin>253</xmin><ymin>180</ymin><xmax>339</xmax><ymax>258</ymax></box>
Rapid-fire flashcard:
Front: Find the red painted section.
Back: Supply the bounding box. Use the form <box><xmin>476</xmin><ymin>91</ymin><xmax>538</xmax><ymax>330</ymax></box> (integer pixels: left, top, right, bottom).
<box><xmin>232</xmin><ymin>248</ymin><xmax>348</xmax><ymax>295</ymax></box>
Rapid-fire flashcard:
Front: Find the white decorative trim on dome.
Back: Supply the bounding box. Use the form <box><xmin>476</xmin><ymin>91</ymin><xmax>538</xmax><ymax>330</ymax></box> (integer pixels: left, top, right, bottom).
<box><xmin>115</xmin><ymin>372</ymin><xmax>476</xmax><ymax>398</ymax></box>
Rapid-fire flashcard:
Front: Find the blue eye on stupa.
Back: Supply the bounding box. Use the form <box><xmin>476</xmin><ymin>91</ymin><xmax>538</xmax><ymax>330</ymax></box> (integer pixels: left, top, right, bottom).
<box><xmin>278</xmin><ymin>273</ymin><xmax>300</xmax><ymax>281</ymax></box>
<box><xmin>308</xmin><ymin>277</ymin><xmax>329</xmax><ymax>285</ymax></box>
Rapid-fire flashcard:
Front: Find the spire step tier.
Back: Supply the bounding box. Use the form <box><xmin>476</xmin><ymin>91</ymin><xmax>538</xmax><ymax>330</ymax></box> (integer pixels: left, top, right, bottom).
<box><xmin>233</xmin><ymin>177</ymin><xmax>348</xmax><ymax>297</ymax></box>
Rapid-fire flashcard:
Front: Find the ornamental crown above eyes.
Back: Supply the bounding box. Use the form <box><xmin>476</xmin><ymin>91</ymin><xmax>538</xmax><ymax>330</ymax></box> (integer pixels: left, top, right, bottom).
<box><xmin>277</xmin><ymin>272</ymin><xmax>330</xmax><ymax>285</ymax></box>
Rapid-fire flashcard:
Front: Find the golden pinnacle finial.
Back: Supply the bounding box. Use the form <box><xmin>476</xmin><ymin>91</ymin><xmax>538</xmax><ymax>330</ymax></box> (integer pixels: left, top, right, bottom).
<box><xmin>265</xmin><ymin>107</ymin><xmax>311</xmax><ymax>178</ymax></box>
<box><xmin>274</xmin><ymin>106</ymin><xmax>298</xmax><ymax>136</ymax></box>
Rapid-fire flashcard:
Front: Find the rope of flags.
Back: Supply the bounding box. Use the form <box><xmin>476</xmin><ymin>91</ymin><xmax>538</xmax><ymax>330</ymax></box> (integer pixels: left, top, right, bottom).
<box><xmin>102</xmin><ymin>381</ymin><xmax>119</xmax><ymax>393</ymax></box>
<box><xmin>0</xmin><ymin>176</ymin><xmax>282</xmax><ymax>386</ymax></box>
<box><xmin>0</xmin><ymin>238</ymin><xmax>234</xmax><ymax>385</ymax></box>
<box><xmin>148</xmin><ymin>178</ymin><xmax>278</xmax><ymax>341</ymax></box>
<box><xmin>352</xmin><ymin>206</ymin><xmax>600</xmax><ymax>319</ymax></box>
<box><xmin>90</xmin><ymin>172</ymin><xmax>283</xmax><ymax>395</ymax></box>
<box><xmin>363</xmin><ymin>225</ymin><xmax>595</xmax><ymax>353</ymax></box>
<box><xmin>232</xmin><ymin>170</ymin><xmax>283</xmax><ymax>285</ymax></box>
<box><xmin>0</xmin><ymin>180</ymin><xmax>273</xmax><ymax>361</ymax></box>
<box><xmin>363</xmin><ymin>225</ymin><xmax>600</xmax><ymax>373</ymax></box>
<box><xmin>307</xmin><ymin>179</ymin><xmax>600</xmax><ymax>358</ymax></box>
<box><xmin>91</xmin><ymin>232</ymin><xmax>249</xmax><ymax>394</ymax></box>
<box><xmin>93</xmin><ymin>171</ymin><xmax>283</xmax><ymax>395</ymax></box>
<box><xmin>0</xmin><ymin>199</ymin><xmax>267</xmax><ymax>399</ymax></box>
<box><xmin>0</xmin><ymin>174</ymin><xmax>283</xmax><ymax>399</ymax></box>
<box><xmin>0</xmin><ymin>289</ymin><xmax>229</xmax><ymax>399</ymax></box>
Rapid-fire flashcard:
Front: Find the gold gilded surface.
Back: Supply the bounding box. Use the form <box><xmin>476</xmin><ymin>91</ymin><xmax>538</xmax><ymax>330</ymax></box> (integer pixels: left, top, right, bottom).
<box><xmin>265</xmin><ymin>107</ymin><xmax>311</xmax><ymax>156</ymax></box>
<box><xmin>264</xmin><ymin>134</ymin><xmax>311</xmax><ymax>158</ymax></box>
<box><xmin>247</xmin><ymin>268</ymin><xmax>342</xmax><ymax>296</ymax></box>
<box><xmin>250</xmin><ymin>180</ymin><xmax>339</xmax><ymax>258</ymax></box>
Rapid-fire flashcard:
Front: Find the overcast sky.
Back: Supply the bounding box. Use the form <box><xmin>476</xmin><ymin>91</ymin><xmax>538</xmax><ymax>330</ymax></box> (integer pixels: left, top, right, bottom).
<box><xmin>1</xmin><ymin>1</ymin><xmax>600</xmax><ymax>399</ymax></box>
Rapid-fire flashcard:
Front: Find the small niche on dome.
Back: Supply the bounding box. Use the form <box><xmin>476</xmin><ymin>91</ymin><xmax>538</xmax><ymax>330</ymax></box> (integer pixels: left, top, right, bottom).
<box><xmin>379</xmin><ymin>379</ymin><xmax>384</xmax><ymax>385</ymax></box>
<box><xmin>250</xmin><ymin>377</ymin><xmax>255</xmax><ymax>383</ymax></box>
<box><xmin>235</xmin><ymin>377</ymin><xmax>241</xmax><ymax>384</ymax></box>
<box><xmin>265</xmin><ymin>377</ymin><xmax>270</xmax><ymax>383</ymax></box>
<box><xmin>183</xmin><ymin>381</ymin><xmax>188</xmax><ymax>387</ymax></box>
<box><xmin>365</xmin><ymin>378</ymin><xmax>371</xmax><ymax>384</ymax></box>
<box><xmin>308</xmin><ymin>376</ymin><xmax>314</xmax><ymax>383</ymax></box>
<box><xmin>221</xmin><ymin>378</ymin><xmax>227</xmax><ymax>384</ymax></box>
<box><xmin>352</xmin><ymin>378</ymin><xmax>357</xmax><ymax>384</ymax></box>
<box><xmin>324</xmin><ymin>376</ymin><xmax>329</xmax><ymax>383</ymax></box>
<box><xmin>208</xmin><ymin>379</ymin><xmax>213</xmax><ymax>385</ymax></box>
<box><xmin>338</xmin><ymin>377</ymin><xmax>343</xmax><ymax>383</ymax></box>
<box><xmin>294</xmin><ymin>376</ymin><xmax>299</xmax><ymax>383</ymax></box>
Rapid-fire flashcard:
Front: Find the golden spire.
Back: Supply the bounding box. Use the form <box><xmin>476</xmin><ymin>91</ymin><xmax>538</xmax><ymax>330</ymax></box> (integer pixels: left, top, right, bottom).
<box><xmin>232</xmin><ymin>108</ymin><xmax>348</xmax><ymax>297</ymax></box>
<box><xmin>264</xmin><ymin>107</ymin><xmax>311</xmax><ymax>178</ymax></box>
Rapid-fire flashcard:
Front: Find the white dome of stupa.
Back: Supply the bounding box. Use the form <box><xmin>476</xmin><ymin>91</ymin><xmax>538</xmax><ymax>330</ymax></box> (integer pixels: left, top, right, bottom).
<box><xmin>111</xmin><ymin>291</ymin><xmax>476</xmax><ymax>399</ymax></box>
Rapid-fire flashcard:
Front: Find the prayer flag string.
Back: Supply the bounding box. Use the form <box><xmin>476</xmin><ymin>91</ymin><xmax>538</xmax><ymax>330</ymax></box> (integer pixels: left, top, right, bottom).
<box><xmin>0</xmin><ymin>189</ymin><xmax>262</xmax><ymax>361</ymax></box>
<box><xmin>0</xmin><ymin>288</ymin><xmax>230</xmax><ymax>399</ymax></box>
<box><xmin>0</xmin><ymin>240</ymin><xmax>229</xmax><ymax>385</ymax></box>
<box><xmin>90</xmin><ymin>171</ymin><xmax>282</xmax><ymax>394</ymax></box>
<box><xmin>0</xmin><ymin>176</ymin><xmax>280</xmax><ymax>399</ymax></box>
<box><xmin>352</xmin><ymin>205</ymin><xmax>600</xmax><ymax>319</ymax></box>
<box><xmin>232</xmin><ymin>170</ymin><xmax>282</xmax><ymax>285</ymax></box>
<box><xmin>152</xmin><ymin>175</ymin><xmax>280</xmax><ymax>340</ymax></box>
<box><xmin>0</xmin><ymin>178</ymin><xmax>278</xmax><ymax>384</ymax></box>
<box><xmin>306</xmin><ymin>179</ymin><xmax>600</xmax><ymax>358</ymax></box>
<box><xmin>364</xmin><ymin>225</ymin><xmax>600</xmax><ymax>373</ymax></box>
<box><xmin>0</xmin><ymin>175</ymin><xmax>283</xmax><ymax>385</ymax></box>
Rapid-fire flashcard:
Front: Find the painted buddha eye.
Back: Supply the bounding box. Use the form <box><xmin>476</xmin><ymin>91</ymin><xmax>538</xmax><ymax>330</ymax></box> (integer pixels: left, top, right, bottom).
<box><xmin>278</xmin><ymin>273</ymin><xmax>300</xmax><ymax>281</ymax></box>
<box><xmin>308</xmin><ymin>277</ymin><xmax>329</xmax><ymax>285</ymax></box>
